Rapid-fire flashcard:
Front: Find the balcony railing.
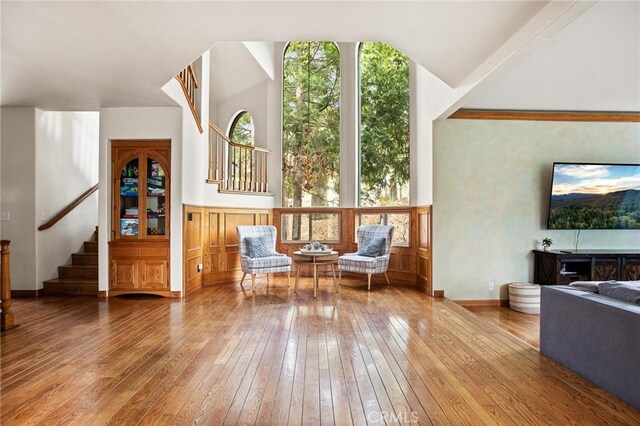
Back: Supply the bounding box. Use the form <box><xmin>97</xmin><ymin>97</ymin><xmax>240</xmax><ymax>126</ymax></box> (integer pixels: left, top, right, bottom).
<box><xmin>175</xmin><ymin>64</ymin><xmax>203</xmax><ymax>133</ymax></box>
<box><xmin>208</xmin><ymin>122</ymin><xmax>271</xmax><ymax>195</ymax></box>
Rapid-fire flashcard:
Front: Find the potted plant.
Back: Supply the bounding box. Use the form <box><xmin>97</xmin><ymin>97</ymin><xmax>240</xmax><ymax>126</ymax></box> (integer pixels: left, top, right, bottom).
<box><xmin>542</xmin><ymin>238</ymin><xmax>553</xmax><ymax>252</ymax></box>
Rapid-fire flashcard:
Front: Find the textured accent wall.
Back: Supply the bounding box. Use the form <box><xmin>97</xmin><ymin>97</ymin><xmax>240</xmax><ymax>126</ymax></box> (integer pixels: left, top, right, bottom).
<box><xmin>433</xmin><ymin>119</ymin><xmax>640</xmax><ymax>301</ymax></box>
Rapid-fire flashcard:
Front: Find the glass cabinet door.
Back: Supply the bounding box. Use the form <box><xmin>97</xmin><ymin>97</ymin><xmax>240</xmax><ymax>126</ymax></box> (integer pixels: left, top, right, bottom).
<box><xmin>146</xmin><ymin>157</ymin><xmax>166</xmax><ymax>236</ymax></box>
<box><xmin>120</xmin><ymin>158</ymin><xmax>140</xmax><ymax>236</ymax></box>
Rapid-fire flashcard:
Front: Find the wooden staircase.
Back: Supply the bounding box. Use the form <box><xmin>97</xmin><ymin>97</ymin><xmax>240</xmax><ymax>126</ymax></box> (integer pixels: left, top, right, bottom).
<box><xmin>43</xmin><ymin>227</ymin><xmax>98</xmax><ymax>296</ymax></box>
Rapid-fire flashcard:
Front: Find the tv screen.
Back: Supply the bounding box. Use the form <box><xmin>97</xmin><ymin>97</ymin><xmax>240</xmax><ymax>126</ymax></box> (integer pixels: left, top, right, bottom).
<box><xmin>547</xmin><ymin>162</ymin><xmax>640</xmax><ymax>230</ymax></box>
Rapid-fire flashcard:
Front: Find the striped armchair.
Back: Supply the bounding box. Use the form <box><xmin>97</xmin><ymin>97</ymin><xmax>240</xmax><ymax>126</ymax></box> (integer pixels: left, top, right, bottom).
<box><xmin>237</xmin><ymin>225</ymin><xmax>292</xmax><ymax>292</ymax></box>
<box><xmin>338</xmin><ymin>225</ymin><xmax>394</xmax><ymax>291</ymax></box>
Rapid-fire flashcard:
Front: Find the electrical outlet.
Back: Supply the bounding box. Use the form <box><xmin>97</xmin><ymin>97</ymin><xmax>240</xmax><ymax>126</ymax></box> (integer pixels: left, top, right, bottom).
<box><xmin>488</xmin><ymin>281</ymin><xmax>495</xmax><ymax>291</ymax></box>
<box><xmin>0</xmin><ymin>212</ymin><xmax>9</xmax><ymax>221</ymax></box>
<box><xmin>40</xmin><ymin>212</ymin><xmax>47</xmax><ymax>221</ymax></box>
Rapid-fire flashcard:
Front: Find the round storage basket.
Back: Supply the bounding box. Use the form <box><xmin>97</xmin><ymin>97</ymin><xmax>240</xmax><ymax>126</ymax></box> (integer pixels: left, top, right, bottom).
<box><xmin>508</xmin><ymin>283</ymin><xmax>541</xmax><ymax>314</ymax></box>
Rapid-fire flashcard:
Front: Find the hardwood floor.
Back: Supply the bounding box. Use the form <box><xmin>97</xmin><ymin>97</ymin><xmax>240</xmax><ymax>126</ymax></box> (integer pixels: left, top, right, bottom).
<box><xmin>465</xmin><ymin>306</ymin><xmax>541</xmax><ymax>349</ymax></box>
<box><xmin>1</xmin><ymin>278</ymin><xmax>638</xmax><ymax>425</ymax></box>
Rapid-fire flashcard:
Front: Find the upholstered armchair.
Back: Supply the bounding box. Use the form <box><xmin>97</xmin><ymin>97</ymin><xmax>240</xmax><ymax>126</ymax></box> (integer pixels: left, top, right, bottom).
<box><xmin>338</xmin><ymin>225</ymin><xmax>394</xmax><ymax>291</ymax></box>
<box><xmin>237</xmin><ymin>225</ymin><xmax>292</xmax><ymax>292</ymax></box>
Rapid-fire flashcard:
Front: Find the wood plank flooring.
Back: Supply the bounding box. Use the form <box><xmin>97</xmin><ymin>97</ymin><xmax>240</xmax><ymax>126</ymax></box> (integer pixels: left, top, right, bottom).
<box><xmin>465</xmin><ymin>306</ymin><xmax>541</xmax><ymax>349</ymax></box>
<box><xmin>1</xmin><ymin>278</ymin><xmax>639</xmax><ymax>425</ymax></box>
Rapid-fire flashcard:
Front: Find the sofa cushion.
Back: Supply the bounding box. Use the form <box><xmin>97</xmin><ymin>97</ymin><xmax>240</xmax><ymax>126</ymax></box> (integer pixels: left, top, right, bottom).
<box><xmin>599</xmin><ymin>281</ymin><xmax>640</xmax><ymax>305</ymax></box>
<box><xmin>244</xmin><ymin>255</ymin><xmax>291</xmax><ymax>269</ymax></box>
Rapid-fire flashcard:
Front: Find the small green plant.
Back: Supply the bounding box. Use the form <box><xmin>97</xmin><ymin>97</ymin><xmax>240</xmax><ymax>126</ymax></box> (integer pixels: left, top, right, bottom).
<box><xmin>542</xmin><ymin>238</ymin><xmax>553</xmax><ymax>247</ymax></box>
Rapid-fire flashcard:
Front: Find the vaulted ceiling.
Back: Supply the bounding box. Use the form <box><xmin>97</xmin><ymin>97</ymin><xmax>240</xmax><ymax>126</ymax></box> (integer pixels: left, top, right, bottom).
<box><xmin>1</xmin><ymin>1</ymin><xmax>638</xmax><ymax>112</ymax></box>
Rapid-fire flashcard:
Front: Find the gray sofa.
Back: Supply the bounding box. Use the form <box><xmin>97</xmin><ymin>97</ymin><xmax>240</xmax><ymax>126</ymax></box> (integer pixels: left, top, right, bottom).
<box><xmin>540</xmin><ymin>285</ymin><xmax>640</xmax><ymax>409</ymax></box>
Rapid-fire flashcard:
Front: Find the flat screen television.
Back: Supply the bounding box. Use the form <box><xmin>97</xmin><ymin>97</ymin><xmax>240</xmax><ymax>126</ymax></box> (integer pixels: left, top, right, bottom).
<box><xmin>547</xmin><ymin>162</ymin><xmax>640</xmax><ymax>230</ymax></box>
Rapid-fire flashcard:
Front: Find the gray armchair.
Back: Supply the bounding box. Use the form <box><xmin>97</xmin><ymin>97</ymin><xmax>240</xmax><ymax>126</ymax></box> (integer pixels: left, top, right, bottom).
<box><xmin>338</xmin><ymin>225</ymin><xmax>394</xmax><ymax>291</ymax></box>
<box><xmin>237</xmin><ymin>225</ymin><xmax>292</xmax><ymax>292</ymax></box>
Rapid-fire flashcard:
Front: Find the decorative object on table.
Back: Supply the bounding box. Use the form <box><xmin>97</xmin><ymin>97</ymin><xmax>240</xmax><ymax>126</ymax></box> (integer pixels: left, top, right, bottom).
<box><xmin>338</xmin><ymin>225</ymin><xmax>394</xmax><ymax>291</ymax></box>
<box><xmin>508</xmin><ymin>282</ymin><xmax>541</xmax><ymax>314</ymax></box>
<box><xmin>542</xmin><ymin>238</ymin><xmax>553</xmax><ymax>252</ymax></box>
<box><xmin>301</xmin><ymin>241</ymin><xmax>332</xmax><ymax>253</ymax></box>
<box><xmin>237</xmin><ymin>225</ymin><xmax>292</xmax><ymax>293</ymax></box>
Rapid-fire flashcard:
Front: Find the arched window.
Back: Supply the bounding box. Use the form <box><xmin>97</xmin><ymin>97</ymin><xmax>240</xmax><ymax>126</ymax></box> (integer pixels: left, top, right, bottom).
<box><xmin>358</xmin><ymin>42</ymin><xmax>410</xmax><ymax>207</ymax></box>
<box><xmin>229</xmin><ymin>111</ymin><xmax>254</xmax><ymax>145</ymax></box>
<box><xmin>282</xmin><ymin>42</ymin><xmax>340</xmax><ymax>208</ymax></box>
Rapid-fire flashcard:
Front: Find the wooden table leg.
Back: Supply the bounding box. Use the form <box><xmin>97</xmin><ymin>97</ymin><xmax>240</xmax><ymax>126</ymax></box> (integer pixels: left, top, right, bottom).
<box><xmin>313</xmin><ymin>264</ymin><xmax>317</xmax><ymax>298</ymax></box>
<box><xmin>294</xmin><ymin>263</ymin><xmax>301</xmax><ymax>293</ymax></box>
<box><xmin>331</xmin><ymin>263</ymin><xmax>338</xmax><ymax>293</ymax></box>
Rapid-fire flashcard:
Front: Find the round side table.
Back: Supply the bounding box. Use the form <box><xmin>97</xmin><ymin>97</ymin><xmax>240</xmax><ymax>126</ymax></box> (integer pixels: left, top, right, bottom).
<box><xmin>293</xmin><ymin>251</ymin><xmax>339</xmax><ymax>297</ymax></box>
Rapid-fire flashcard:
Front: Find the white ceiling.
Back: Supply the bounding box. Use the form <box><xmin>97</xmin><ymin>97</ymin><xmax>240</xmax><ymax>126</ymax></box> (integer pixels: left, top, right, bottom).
<box><xmin>210</xmin><ymin>42</ymin><xmax>272</xmax><ymax>103</ymax></box>
<box><xmin>1</xmin><ymin>1</ymin><xmax>638</xmax><ymax>112</ymax></box>
<box><xmin>466</xmin><ymin>1</ymin><xmax>640</xmax><ymax>112</ymax></box>
<box><xmin>1</xmin><ymin>1</ymin><xmax>547</xmax><ymax>110</ymax></box>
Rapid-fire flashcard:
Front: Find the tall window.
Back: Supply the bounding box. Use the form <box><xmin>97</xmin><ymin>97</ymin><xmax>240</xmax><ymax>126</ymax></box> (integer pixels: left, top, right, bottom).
<box><xmin>229</xmin><ymin>111</ymin><xmax>254</xmax><ymax>145</ymax></box>
<box><xmin>359</xmin><ymin>42</ymin><xmax>410</xmax><ymax>207</ymax></box>
<box><xmin>282</xmin><ymin>42</ymin><xmax>340</xmax><ymax>208</ymax></box>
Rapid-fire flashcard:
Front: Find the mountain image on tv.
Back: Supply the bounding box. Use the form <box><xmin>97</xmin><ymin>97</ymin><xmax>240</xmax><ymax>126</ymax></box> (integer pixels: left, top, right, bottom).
<box><xmin>547</xmin><ymin>163</ymin><xmax>640</xmax><ymax>230</ymax></box>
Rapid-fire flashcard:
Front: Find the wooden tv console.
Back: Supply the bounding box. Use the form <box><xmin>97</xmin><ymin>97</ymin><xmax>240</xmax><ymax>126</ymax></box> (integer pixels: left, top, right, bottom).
<box><xmin>533</xmin><ymin>249</ymin><xmax>640</xmax><ymax>285</ymax></box>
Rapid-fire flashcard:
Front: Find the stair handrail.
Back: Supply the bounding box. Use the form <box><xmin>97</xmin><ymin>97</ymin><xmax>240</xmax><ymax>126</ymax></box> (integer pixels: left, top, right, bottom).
<box><xmin>38</xmin><ymin>184</ymin><xmax>99</xmax><ymax>231</ymax></box>
<box><xmin>175</xmin><ymin>63</ymin><xmax>203</xmax><ymax>134</ymax></box>
<box><xmin>1</xmin><ymin>240</ymin><xmax>16</xmax><ymax>331</ymax></box>
<box><xmin>208</xmin><ymin>121</ymin><xmax>271</xmax><ymax>194</ymax></box>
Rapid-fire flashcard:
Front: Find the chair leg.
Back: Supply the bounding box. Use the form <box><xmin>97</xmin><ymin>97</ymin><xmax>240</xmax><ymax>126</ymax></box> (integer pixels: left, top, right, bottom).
<box><xmin>367</xmin><ymin>274</ymin><xmax>372</xmax><ymax>291</ymax></box>
<box><xmin>240</xmin><ymin>272</ymin><xmax>247</xmax><ymax>289</ymax></box>
<box><xmin>288</xmin><ymin>270</ymin><xmax>291</xmax><ymax>287</ymax></box>
<box><xmin>251</xmin><ymin>274</ymin><xmax>256</xmax><ymax>293</ymax></box>
<box><xmin>338</xmin><ymin>270</ymin><xmax>342</xmax><ymax>287</ymax></box>
<box><xmin>384</xmin><ymin>272</ymin><xmax>390</xmax><ymax>285</ymax></box>
<box><xmin>267</xmin><ymin>273</ymin><xmax>270</xmax><ymax>284</ymax></box>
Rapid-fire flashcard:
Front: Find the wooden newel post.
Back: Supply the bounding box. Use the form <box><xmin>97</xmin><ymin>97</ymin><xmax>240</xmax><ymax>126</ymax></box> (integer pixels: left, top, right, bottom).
<box><xmin>1</xmin><ymin>240</ymin><xmax>17</xmax><ymax>331</ymax></box>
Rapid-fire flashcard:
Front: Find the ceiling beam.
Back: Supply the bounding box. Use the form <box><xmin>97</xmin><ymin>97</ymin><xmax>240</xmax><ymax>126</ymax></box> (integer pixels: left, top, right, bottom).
<box><xmin>435</xmin><ymin>1</ymin><xmax>597</xmax><ymax>120</ymax></box>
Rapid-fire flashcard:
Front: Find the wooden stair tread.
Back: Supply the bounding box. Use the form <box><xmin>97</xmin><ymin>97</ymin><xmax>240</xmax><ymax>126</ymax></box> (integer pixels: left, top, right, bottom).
<box><xmin>59</xmin><ymin>265</ymin><xmax>97</xmax><ymax>269</ymax></box>
<box><xmin>44</xmin><ymin>278</ymin><xmax>97</xmax><ymax>284</ymax></box>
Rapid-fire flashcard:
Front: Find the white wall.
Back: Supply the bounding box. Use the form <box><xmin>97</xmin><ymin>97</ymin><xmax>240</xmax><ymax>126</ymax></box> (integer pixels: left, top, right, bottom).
<box><xmin>433</xmin><ymin>119</ymin><xmax>640</xmax><ymax>301</ymax></box>
<box><xmin>410</xmin><ymin>63</ymin><xmax>435</xmax><ymax>206</ymax></box>
<box><xmin>35</xmin><ymin>110</ymin><xmax>99</xmax><ymax>286</ymax></box>
<box><xmin>0</xmin><ymin>108</ymin><xmax>37</xmax><ymax>291</ymax></box>
<box><xmin>98</xmin><ymin>107</ymin><xmax>183</xmax><ymax>293</ymax></box>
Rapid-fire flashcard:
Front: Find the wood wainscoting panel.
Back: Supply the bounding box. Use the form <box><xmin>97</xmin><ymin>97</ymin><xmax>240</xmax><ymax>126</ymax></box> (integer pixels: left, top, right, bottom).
<box><xmin>224</xmin><ymin>212</ymin><xmax>262</xmax><ymax>274</ymax></box>
<box><xmin>183</xmin><ymin>205</ymin><xmax>205</xmax><ymax>292</ymax></box>
<box><xmin>184</xmin><ymin>206</ymin><xmax>433</xmax><ymax>292</ymax></box>
<box><xmin>416</xmin><ymin>206</ymin><xmax>432</xmax><ymax>294</ymax></box>
<box><xmin>183</xmin><ymin>206</ymin><xmax>273</xmax><ymax>288</ymax></box>
<box><xmin>205</xmin><ymin>211</ymin><xmax>221</xmax><ymax>273</ymax></box>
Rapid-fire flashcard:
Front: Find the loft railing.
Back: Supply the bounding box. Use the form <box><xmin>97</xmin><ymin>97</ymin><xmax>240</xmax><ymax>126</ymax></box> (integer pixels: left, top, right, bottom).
<box><xmin>1</xmin><ymin>240</ymin><xmax>17</xmax><ymax>331</ymax></box>
<box><xmin>175</xmin><ymin>64</ymin><xmax>203</xmax><ymax>134</ymax></box>
<box><xmin>208</xmin><ymin>122</ymin><xmax>271</xmax><ymax>195</ymax></box>
<box><xmin>38</xmin><ymin>184</ymin><xmax>98</xmax><ymax>231</ymax></box>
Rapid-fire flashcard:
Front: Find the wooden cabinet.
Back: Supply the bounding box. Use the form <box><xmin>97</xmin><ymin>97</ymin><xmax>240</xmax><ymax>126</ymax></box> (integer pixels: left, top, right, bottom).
<box><xmin>109</xmin><ymin>140</ymin><xmax>172</xmax><ymax>296</ymax></box>
<box><xmin>533</xmin><ymin>250</ymin><xmax>640</xmax><ymax>285</ymax></box>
